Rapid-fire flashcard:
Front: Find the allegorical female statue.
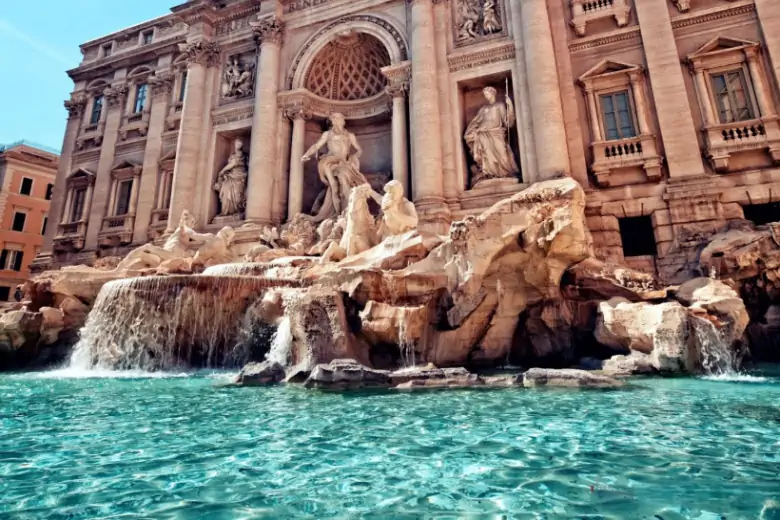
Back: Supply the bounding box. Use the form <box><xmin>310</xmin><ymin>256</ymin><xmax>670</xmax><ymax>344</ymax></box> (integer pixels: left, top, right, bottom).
<box><xmin>214</xmin><ymin>138</ymin><xmax>248</xmax><ymax>217</ymax></box>
<box><xmin>301</xmin><ymin>113</ymin><xmax>371</xmax><ymax>222</ymax></box>
<box><xmin>464</xmin><ymin>86</ymin><xmax>520</xmax><ymax>185</ymax></box>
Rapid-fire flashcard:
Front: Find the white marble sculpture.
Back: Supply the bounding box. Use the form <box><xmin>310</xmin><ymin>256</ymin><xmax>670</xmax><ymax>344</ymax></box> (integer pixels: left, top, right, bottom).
<box><xmin>214</xmin><ymin>138</ymin><xmax>248</xmax><ymax>217</ymax></box>
<box><xmin>378</xmin><ymin>180</ymin><xmax>418</xmax><ymax>238</ymax></box>
<box><xmin>464</xmin><ymin>86</ymin><xmax>519</xmax><ymax>184</ymax></box>
<box><xmin>192</xmin><ymin>226</ymin><xmax>237</xmax><ymax>266</ymax></box>
<box><xmin>301</xmin><ymin>113</ymin><xmax>370</xmax><ymax>222</ymax></box>
<box><xmin>482</xmin><ymin>0</ymin><xmax>501</xmax><ymax>34</ymax></box>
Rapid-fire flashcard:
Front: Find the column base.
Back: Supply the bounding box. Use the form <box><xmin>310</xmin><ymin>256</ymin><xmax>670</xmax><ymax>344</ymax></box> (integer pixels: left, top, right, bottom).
<box><xmin>415</xmin><ymin>197</ymin><xmax>452</xmax><ymax>235</ymax></box>
<box><xmin>241</xmin><ymin>218</ymin><xmax>277</xmax><ymax>228</ymax></box>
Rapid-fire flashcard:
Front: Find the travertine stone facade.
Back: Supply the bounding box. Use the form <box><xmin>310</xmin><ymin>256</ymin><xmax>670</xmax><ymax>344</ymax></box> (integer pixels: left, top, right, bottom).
<box><xmin>34</xmin><ymin>0</ymin><xmax>780</xmax><ymax>283</ymax></box>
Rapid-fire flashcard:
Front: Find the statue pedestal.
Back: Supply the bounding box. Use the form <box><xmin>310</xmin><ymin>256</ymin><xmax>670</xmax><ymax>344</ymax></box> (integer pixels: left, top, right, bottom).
<box><xmin>212</xmin><ymin>214</ymin><xmax>244</xmax><ymax>227</ymax></box>
<box><xmin>460</xmin><ymin>178</ymin><xmax>525</xmax><ymax>211</ymax></box>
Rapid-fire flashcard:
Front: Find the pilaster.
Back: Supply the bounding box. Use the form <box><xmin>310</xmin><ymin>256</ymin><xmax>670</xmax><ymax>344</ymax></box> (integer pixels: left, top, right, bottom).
<box><xmin>635</xmin><ymin>0</ymin><xmax>704</xmax><ymax>178</ymax></box>
<box><xmin>756</xmin><ymin>0</ymin><xmax>780</xmax><ymax>93</ymax></box>
<box><xmin>84</xmin><ymin>83</ymin><xmax>127</xmax><ymax>249</ymax></box>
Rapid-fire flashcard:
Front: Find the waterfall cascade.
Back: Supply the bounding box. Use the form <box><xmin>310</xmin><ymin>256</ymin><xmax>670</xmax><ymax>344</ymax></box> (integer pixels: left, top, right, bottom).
<box><xmin>70</xmin><ymin>275</ymin><xmax>294</xmax><ymax>371</ymax></box>
<box><xmin>266</xmin><ymin>316</ymin><xmax>293</xmax><ymax>366</ymax></box>
<box><xmin>691</xmin><ymin>315</ymin><xmax>739</xmax><ymax>376</ymax></box>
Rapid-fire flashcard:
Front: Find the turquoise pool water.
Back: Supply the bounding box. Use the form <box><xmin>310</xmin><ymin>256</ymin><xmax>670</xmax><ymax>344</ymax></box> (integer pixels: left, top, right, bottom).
<box><xmin>1</xmin><ymin>370</ymin><xmax>779</xmax><ymax>519</ymax></box>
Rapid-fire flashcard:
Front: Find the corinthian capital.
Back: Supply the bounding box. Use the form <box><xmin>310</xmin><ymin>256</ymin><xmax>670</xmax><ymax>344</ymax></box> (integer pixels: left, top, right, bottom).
<box><xmin>149</xmin><ymin>70</ymin><xmax>176</xmax><ymax>99</ymax></box>
<box><xmin>104</xmin><ymin>84</ymin><xmax>129</xmax><ymax>108</ymax></box>
<box><xmin>251</xmin><ymin>15</ymin><xmax>285</xmax><ymax>46</ymax></box>
<box><xmin>64</xmin><ymin>92</ymin><xmax>87</xmax><ymax>119</ymax></box>
<box><xmin>178</xmin><ymin>39</ymin><xmax>221</xmax><ymax>68</ymax></box>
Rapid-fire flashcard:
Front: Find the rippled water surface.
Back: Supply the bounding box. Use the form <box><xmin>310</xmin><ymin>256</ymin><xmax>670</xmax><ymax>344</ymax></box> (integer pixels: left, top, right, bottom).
<box><xmin>2</xmin><ymin>370</ymin><xmax>780</xmax><ymax>519</ymax></box>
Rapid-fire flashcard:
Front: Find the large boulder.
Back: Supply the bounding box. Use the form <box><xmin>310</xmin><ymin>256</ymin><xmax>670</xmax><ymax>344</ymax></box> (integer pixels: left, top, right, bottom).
<box><xmin>39</xmin><ymin>307</ymin><xmax>65</xmax><ymax>346</ymax></box>
<box><xmin>303</xmin><ymin>359</ymin><xmax>390</xmax><ymax>389</ymax></box>
<box><xmin>673</xmin><ymin>278</ymin><xmax>749</xmax><ymax>347</ymax></box>
<box><xmin>235</xmin><ymin>360</ymin><xmax>286</xmax><ymax>386</ymax></box>
<box><xmin>522</xmin><ymin>368</ymin><xmax>623</xmax><ymax>388</ymax></box>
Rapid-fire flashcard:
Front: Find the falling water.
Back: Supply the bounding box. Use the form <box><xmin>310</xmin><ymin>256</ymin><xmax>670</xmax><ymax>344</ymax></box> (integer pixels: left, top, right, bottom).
<box><xmin>266</xmin><ymin>316</ymin><xmax>293</xmax><ymax>366</ymax></box>
<box><xmin>70</xmin><ymin>275</ymin><xmax>293</xmax><ymax>371</ymax></box>
<box><xmin>691</xmin><ymin>315</ymin><xmax>738</xmax><ymax>376</ymax></box>
<box><xmin>398</xmin><ymin>318</ymin><xmax>417</xmax><ymax>368</ymax></box>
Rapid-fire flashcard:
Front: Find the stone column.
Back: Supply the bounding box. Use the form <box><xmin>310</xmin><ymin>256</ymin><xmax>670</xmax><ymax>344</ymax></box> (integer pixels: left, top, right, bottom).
<box><xmin>133</xmin><ymin>71</ymin><xmax>173</xmax><ymax>243</ymax></box>
<box><xmin>692</xmin><ymin>64</ymin><xmax>715</xmax><ymax>126</ymax></box>
<box><xmin>60</xmin><ymin>189</ymin><xmax>74</xmax><ymax>225</ymax></box>
<box><xmin>387</xmin><ymin>82</ymin><xmax>410</xmax><ymax>196</ymax></box>
<box><xmin>166</xmin><ymin>40</ymin><xmax>220</xmax><ymax>232</ymax></box>
<box><xmin>433</xmin><ymin>0</ymin><xmax>459</xmax><ymax>203</ymax></box>
<box><xmin>408</xmin><ymin>0</ymin><xmax>449</xmax><ymax>229</ymax></box>
<box><xmin>746</xmin><ymin>47</ymin><xmax>773</xmax><ymax>117</ymax></box>
<box><xmin>85</xmin><ymin>83</ymin><xmax>127</xmax><ymax>249</ymax></box>
<box><xmin>508</xmin><ymin>0</ymin><xmax>538</xmax><ymax>179</ymax></box>
<box><xmin>49</xmin><ymin>94</ymin><xmax>86</xmax><ymax>242</ymax></box>
<box><xmin>520</xmin><ymin>0</ymin><xmax>570</xmax><ymax>180</ymax></box>
<box><xmin>756</xmin><ymin>0</ymin><xmax>780</xmax><ymax>92</ymax></box>
<box><xmin>247</xmin><ymin>16</ymin><xmax>285</xmax><ymax>226</ymax></box>
<box><xmin>285</xmin><ymin>108</ymin><xmax>310</xmax><ymax>220</ymax></box>
<box><xmin>635</xmin><ymin>0</ymin><xmax>704</xmax><ymax>178</ymax></box>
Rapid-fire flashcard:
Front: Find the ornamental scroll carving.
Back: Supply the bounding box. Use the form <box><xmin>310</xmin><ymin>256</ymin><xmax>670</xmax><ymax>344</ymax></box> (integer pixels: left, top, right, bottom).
<box><xmin>148</xmin><ymin>71</ymin><xmax>176</xmax><ymax>100</ymax></box>
<box><xmin>104</xmin><ymin>84</ymin><xmax>129</xmax><ymax>108</ymax></box>
<box><xmin>64</xmin><ymin>93</ymin><xmax>87</xmax><ymax>119</ymax></box>
<box><xmin>178</xmin><ymin>40</ymin><xmax>221</xmax><ymax>67</ymax></box>
<box><xmin>454</xmin><ymin>0</ymin><xmax>506</xmax><ymax>45</ymax></box>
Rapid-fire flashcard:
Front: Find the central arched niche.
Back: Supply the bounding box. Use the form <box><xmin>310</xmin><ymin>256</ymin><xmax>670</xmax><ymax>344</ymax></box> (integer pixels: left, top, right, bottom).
<box><xmin>300</xmin><ymin>30</ymin><xmax>395</xmax><ymax>215</ymax></box>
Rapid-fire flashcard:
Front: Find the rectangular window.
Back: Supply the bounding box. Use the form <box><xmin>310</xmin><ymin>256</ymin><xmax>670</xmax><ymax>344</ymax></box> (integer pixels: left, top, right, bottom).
<box><xmin>90</xmin><ymin>95</ymin><xmax>103</xmax><ymax>125</ymax></box>
<box><xmin>0</xmin><ymin>287</ymin><xmax>10</xmax><ymax>301</ymax></box>
<box><xmin>115</xmin><ymin>180</ymin><xmax>133</xmax><ymax>216</ymax></box>
<box><xmin>600</xmin><ymin>91</ymin><xmax>637</xmax><ymax>141</ymax></box>
<box><xmin>71</xmin><ymin>188</ymin><xmax>86</xmax><ymax>222</ymax></box>
<box><xmin>41</xmin><ymin>216</ymin><xmax>48</xmax><ymax>236</ymax></box>
<box><xmin>102</xmin><ymin>43</ymin><xmax>112</xmax><ymax>58</ymax></box>
<box><xmin>12</xmin><ymin>212</ymin><xmax>26</xmax><ymax>232</ymax></box>
<box><xmin>711</xmin><ymin>70</ymin><xmax>754</xmax><ymax>124</ymax></box>
<box><xmin>619</xmin><ymin>216</ymin><xmax>657</xmax><ymax>257</ymax></box>
<box><xmin>142</xmin><ymin>31</ymin><xmax>153</xmax><ymax>45</ymax></box>
<box><xmin>45</xmin><ymin>183</ymin><xmax>54</xmax><ymax>200</ymax></box>
<box><xmin>134</xmin><ymin>84</ymin><xmax>148</xmax><ymax>114</ymax></box>
<box><xmin>0</xmin><ymin>250</ymin><xmax>24</xmax><ymax>272</ymax></box>
<box><xmin>178</xmin><ymin>71</ymin><xmax>188</xmax><ymax>103</ymax></box>
<box><xmin>19</xmin><ymin>177</ymin><xmax>33</xmax><ymax>196</ymax></box>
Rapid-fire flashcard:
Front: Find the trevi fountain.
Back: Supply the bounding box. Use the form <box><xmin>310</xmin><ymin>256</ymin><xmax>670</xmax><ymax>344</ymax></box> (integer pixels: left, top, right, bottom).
<box><xmin>3</xmin><ymin>0</ymin><xmax>780</xmax><ymax>516</ymax></box>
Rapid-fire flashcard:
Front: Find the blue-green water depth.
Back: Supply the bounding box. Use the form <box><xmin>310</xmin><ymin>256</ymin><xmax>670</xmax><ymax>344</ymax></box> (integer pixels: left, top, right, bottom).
<box><xmin>1</xmin><ymin>371</ymin><xmax>779</xmax><ymax>519</ymax></box>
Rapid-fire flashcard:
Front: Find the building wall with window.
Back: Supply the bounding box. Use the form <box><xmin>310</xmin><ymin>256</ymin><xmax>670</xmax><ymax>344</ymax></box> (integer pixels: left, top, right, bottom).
<box><xmin>0</xmin><ymin>142</ymin><xmax>57</xmax><ymax>300</ymax></box>
<box><xmin>32</xmin><ymin>0</ymin><xmax>780</xmax><ymax>284</ymax></box>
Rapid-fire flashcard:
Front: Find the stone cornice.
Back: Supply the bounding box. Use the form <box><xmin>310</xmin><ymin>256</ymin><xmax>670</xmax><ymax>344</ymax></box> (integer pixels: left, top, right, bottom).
<box><xmin>447</xmin><ymin>42</ymin><xmax>515</xmax><ymax>73</ymax></box>
<box><xmin>278</xmin><ymin>88</ymin><xmax>390</xmax><ymax>120</ymax></box>
<box><xmin>670</xmin><ymin>1</ymin><xmax>756</xmax><ymax>30</ymax></box>
<box><xmin>79</xmin><ymin>13</ymin><xmax>179</xmax><ymax>49</ymax></box>
<box><xmin>569</xmin><ymin>27</ymin><xmax>641</xmax><ymax>53</ymax></box>
<box><xmin>68</xmin><ymin>39</ymin><xmax>187</xmax><ymax>82</ymax></box>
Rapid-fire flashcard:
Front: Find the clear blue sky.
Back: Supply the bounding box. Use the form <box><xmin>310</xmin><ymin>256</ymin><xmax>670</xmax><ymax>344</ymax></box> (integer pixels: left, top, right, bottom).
<box><xmin>0</xmin><ymin>1</ymin><xmax>170</xmax><ymax>152</ymax></box>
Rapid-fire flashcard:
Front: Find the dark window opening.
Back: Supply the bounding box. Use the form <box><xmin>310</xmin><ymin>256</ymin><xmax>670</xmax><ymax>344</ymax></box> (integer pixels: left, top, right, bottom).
<box><xmin>619</xmin><ymin>216</ymin><xmax>657</xmax><ymax>257</ymax></box>
<box><xmin>743</xmin><ymin>202</ymin><xmax>780</xmax><ymax>226</ymax></box>
<box><xmin>12</xmin><ymin>212</ymin><xmax>26</xmax><ymax>232</ymax></box>
<box><xmin>90</xmin><ymin>95</ymin><xmax>103</xmax><ymax>125</ymax></box>
<box><xmin>179</xmin><ymin>71</ymin><xmax>188</xmax><ymax>103</ymax></box>
<box><xmin>134</xmin><ymin>83</ymin><xmax>148</xmax><ymax>113</ymax></box>
<box><xmin>0</xmin><ymin>287</ymin><xmax>10</xmax><ymax>301</ymax></box>
<box><xmin>142</xmin><ymin>31</ymin><xmax>153</xmax><ymax>45</ymax></box>
<box><xmin>19</xmin><ymin>178</ymin><xmax>33</xmax><ymax>196</ymax></box>
<box><xmin>45</xmin><ymin>184</ymin><xmax>54</xmax><ymax>200</ymax></box>
<box><xmin>115</xmin><ymin>180</ymin><xmax>133</xmax><ymax>216</ymax></box>
<box><xmin>41</xmin><ymin>217</ymin><xmax>48</xmax><ymax>235</ymax></box>
<box><xmin>12</xmin><ymin>251</ymin><xmax>23</xmax><ymax>272</ymax></box>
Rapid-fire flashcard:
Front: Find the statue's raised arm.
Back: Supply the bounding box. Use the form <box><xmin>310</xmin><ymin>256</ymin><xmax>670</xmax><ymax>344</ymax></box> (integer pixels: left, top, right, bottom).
<box><xmin>301</xmin><ymin>131</ymin><xmax>329</xmax><ymax>163</ymax></box>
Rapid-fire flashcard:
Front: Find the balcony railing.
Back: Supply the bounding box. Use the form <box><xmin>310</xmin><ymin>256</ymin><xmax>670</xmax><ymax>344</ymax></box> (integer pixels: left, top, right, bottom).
<box><xmin>570</xmin><ymin>0</ymin><xmax>630</xmax><ymax>36</ymax></box>
<box><xmin>704</xmin><ymin>116</ymin><xmax>780</xmax><ymax>172</ymax></box>
<box><xmin>591</xmin><ymin>134</ymin><xmax>662</xmax><ymax>187</ymax></box>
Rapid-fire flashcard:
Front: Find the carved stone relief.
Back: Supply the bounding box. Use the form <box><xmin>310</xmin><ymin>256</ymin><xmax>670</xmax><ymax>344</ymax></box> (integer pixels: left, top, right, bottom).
<box><xmin>453</xmin><ymin>0</ymin><xmax>506</xmax><ymax>46</ymax></box>
<box><xmin>221</xmin><ymin>53</ymin><xmax>256</xmax><ymax>101</ymax></box>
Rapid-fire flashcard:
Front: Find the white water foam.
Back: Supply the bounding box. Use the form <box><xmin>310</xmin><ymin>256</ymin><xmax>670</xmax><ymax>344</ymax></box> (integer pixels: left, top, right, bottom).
<box><xmin>266</xmin><ymin>316</ymin><xmax>293</xmax><ymax>366</ymax></box>
<box><xmin>17</xmin><ymin>367</ymin><xmax>238</xmax><ymax>380</ymax></box>
<box><xmin>701</xmin><ymin>373</ymin><xmax>770</xmax><ymax>383</ymax></box>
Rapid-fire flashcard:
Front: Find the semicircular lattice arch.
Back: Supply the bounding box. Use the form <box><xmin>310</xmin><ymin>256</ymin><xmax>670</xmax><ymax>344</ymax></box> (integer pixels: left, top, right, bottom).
<box><xmin>304</xmin><ymin>33</ymin><xmax>391</xmax><ymax>101</ymax></box>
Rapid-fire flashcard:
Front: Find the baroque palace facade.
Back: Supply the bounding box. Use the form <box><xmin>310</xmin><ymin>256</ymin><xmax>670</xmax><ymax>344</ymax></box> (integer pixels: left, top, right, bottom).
<box><xmin>35</xmin><ymin>0</ymin><xmax>780</xmax><ymax>281</ymax></box>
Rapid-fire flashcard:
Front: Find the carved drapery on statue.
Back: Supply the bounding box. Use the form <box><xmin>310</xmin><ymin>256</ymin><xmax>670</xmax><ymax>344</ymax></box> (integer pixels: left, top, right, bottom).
<box><xmin>213</xmin><ymin>138</ymin><xmax>248</xmax><ymax>218</ymax></box>
<box><xmin>464</xmin><ymin>86</ymin><xmax>519</xmax><ymax>185</ymax></box>
<box><xmin>301</xmin><ymin>113</ymin><xmax>372</xmax><ymax>222</ymax></box>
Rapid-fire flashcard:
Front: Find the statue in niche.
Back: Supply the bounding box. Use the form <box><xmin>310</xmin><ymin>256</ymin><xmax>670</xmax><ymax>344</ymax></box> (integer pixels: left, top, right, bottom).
<box><xmin>378</xmin><ymin>180</ymin><xmax>418</xmax><ymax>239</ymax></box>
<box><xmin>214</xmin><ymin>138</ymin><xmax>248</xmax><ymax>217</ymax></box>
<box><xmin>464</xmin><ymin>86</ymin><xmax>519</xmax><ymax>185</ymax></box>
<box><xmin>456</xmin><ymin>0</ymin><xmax>480</xmax><ymax>41</ymax></box>
<box><xmin>222</xmin><ymin>56</ymin><xmax>255</xmax><ymax>99</ymax></box>
<box><xmin>482</xmin><ymin>0</ymin><xmax>501</xmax><ymax>34</ymax></box>
<box><xmin>301</xmin><ymin>113</ymin><xmax>372</xmax><ymax>222</ymax></box>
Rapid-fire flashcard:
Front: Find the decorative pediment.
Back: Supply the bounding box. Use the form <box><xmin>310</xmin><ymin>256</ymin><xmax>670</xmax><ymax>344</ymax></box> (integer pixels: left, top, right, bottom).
<box><xmin>689</xmin><ymin>36</ymin><xmax>758</xmax><ymax>60</ymax></box>
<box><xmin>67</xmin><ymin>168</ymin><xmax>96</xmax><ymax>188</ymax></box>
<box><xmin>159</xmin><ymin>149</ymin><xmax>176</xmax><ymax>170</ymax></box>
<box><xmin>579</xmin><ymin>60</ymin><xmax>642</xmax><ymax>83</ymax></box>
<box><xmin>111</xmin><ymin>159</ymin><xmax>143</xmax><ymax>178</ymax></box>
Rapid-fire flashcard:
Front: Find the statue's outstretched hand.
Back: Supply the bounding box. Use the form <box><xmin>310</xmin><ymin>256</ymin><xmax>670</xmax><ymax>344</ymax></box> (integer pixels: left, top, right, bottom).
<box><xmin>301</xmin><ymin>154</ymin><xmax>310</xmax><ymax>163</ymax></box>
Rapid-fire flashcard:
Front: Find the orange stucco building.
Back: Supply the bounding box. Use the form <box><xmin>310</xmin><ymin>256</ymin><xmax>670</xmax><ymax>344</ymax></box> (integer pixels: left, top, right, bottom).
<box><xmin>0</xmin><ymin>142</ymin><xmax>58</xmax><ymax>301</ymax></box>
